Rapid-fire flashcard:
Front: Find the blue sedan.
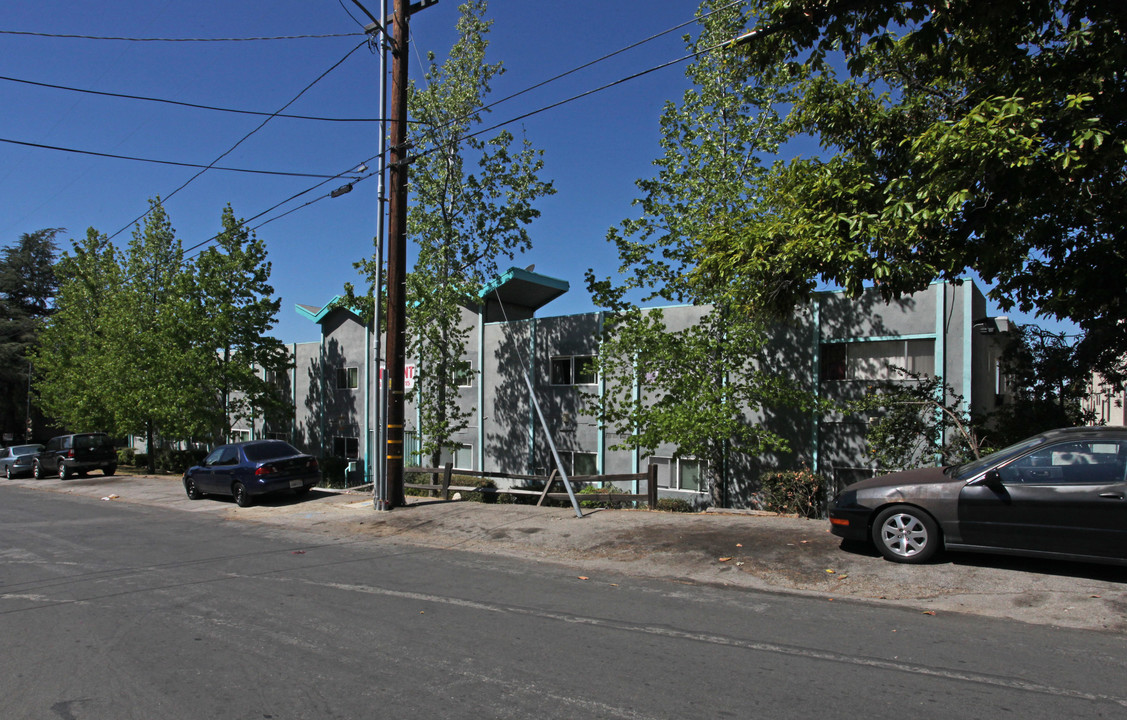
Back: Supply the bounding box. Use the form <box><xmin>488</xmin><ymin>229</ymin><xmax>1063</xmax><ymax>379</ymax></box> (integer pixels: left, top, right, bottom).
<box><xmin>183</xmin><ymin>440</ymin><xmax>320</xmax><ymax>507</ymax></box>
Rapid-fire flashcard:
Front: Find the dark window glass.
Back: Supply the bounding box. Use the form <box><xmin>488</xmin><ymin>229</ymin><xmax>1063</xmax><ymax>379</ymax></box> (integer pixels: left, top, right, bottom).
<box><xmin>242</xmin><ymin>441</ymin><xmax>301</xmax><ymax>462</ymax></box>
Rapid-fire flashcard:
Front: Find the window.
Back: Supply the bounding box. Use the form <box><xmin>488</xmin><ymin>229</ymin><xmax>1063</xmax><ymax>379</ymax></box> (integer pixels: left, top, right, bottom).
<box><xmin>555</xmin><ymin>451</ymin><xmax>597</xmax><ymax>477</ymax></box>
<box><xmin>652</xmin><ymin>456</ymin><xmax>705</xmax><ymax>492</ymax></box>
<box><xmin>229</xmin><ymin>429</ymin><xmax>251</xmax><ymax>444</ymax></box>
<box><xmin>821</xmin><ymin>339</ymin><xmax>935</xmax><ymax>381</ymax></box>
<box><xmin>333</xmin><ymin>436</ymin><xmax>359</xmax><ymax>459</ymax></box>
<box><xmin>550</xmin><ymin>355</ymin><xmax>597</xmax><ymax>385</ymax></box>
<box><xmin>453</xmin><ymin>444</ymin><xmax>473</xmax><ymax>470</ymax></box>
<box><xmin>452</xmin><ymin>363</ymin><xmax>474</xmax><ymax>388</ymax></box>
<box><xmin>336</xmin><ymin>367</ymin><xmax>359</xmax><ymax>390</ymax></box>
<box><xmin>265</xmin><ymin>432</ymin><xmax>289</xmax><ymax>441</ymax></box>
<box><xmin>997</xmin><ymin>440</ymin><xmax>1125</xmax><ymax>485</ymax></box>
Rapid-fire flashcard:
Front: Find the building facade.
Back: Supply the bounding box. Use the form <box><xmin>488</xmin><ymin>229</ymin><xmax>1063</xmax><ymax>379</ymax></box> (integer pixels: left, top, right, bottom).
<box><xmin>240</xmin><ymin>267</ymin><xmax>1011</xmax><ymax>508</ymax></box>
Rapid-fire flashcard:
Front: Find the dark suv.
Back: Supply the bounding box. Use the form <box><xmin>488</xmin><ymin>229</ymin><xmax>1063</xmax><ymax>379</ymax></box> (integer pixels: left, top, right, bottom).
<box><xmin>34</xmin><ymin>433</ymin><xmax>117</xmax><ymax>479</ymax></box>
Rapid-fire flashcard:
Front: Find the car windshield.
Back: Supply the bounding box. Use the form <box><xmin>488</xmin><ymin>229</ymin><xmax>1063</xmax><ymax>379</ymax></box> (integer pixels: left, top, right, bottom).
<box><xmin>951</xmin><ymin>435</ymin><xmax>1048</xmax><ymax>480</ymax></box>
<box><xmin>242</xmin><ymin>441</ymin><xmax>301</xmax><ymax>462</ymax></box>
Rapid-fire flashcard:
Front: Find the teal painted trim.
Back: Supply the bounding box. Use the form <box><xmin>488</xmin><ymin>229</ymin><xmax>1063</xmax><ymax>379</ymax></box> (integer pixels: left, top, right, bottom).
<box><xmin>934</xmin><ymin>283</ymin><xmax>947</xmax><ymax>457</ymax></box>
<box><xmin>528</xmin><ymin>318</ymin><xmax>537</xmax><ymax>472</ymax></box>
<box><xmin>364</xmin><ymin>320</ymin><xmax>371</xmax><ymax>484</ymax></box>
<box><xmin>478</xmin><ymin>266</ymin><xmax>569</xmax><ymax>300</ymax></box>
<box><xmin>822</xmin><ymin>333</ymin><xmax>936</xmax><ymax>344</ymax></box>
<box><xmin>812</xmin><ymin>298</ymin><xmax>821</xmax><ymax>477</ymax></box>
<box><xmin>477</xmin><ymin>309</ymin><xmax>485</xmax><ymax>472</ymax></box>
<box><xmin>291</xmin><ymin>343</ymin><xmax>297</xmax><ymax>443</ymax></box>
<box><xmin>295</xmin><ymin>296</ymin><xmax>363</xmax><ymax>324</ymax></box>
<box><xmin>319</xmin><ymin>333</ymin><xmax>326</xmax><ymax>458</ymax></box>
<box><xmin>962</xmin><ymin>283</ymin><xmax>973</xmax><ymax>416</ymax></box>
<box><xmin>597</xmin><ymin>311</ymin><xmax>606</xmax><ymax>479</ymax></box>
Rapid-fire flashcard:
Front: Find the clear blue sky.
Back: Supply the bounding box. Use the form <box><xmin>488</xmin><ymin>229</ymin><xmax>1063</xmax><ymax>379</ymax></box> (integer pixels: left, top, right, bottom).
<box><xmin>0</xmin><ymin>0</ymin><xmax>1070</xmax><ymax>345</ymax></box>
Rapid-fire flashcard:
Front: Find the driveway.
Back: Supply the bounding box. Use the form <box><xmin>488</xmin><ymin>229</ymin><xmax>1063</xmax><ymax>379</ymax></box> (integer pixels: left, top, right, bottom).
<box><xmin>6</xmin><ymin>471</ymin><xmax>1126</xmax><ymax>631</ymax></box>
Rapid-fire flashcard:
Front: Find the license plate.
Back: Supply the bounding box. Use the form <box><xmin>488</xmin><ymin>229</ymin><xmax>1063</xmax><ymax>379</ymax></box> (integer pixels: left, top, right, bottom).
<box><xmin>289</xmin><ymin>480</ymin><xmax>304</xmax><ymax>489</ymax></box>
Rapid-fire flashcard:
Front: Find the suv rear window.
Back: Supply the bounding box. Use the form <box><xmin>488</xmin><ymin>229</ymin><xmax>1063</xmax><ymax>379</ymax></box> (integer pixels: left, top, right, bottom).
<box><xmin>74</xmin><ymin>434</ymin><xmax>112</xmax><ymax>450</ymax></box>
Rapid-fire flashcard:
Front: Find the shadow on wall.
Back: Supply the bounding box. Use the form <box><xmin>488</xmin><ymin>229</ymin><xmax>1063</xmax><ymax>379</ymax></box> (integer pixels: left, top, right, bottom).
<box><xmin>303</xmin><ymin>337</ymin><xmax>360</xmax><ymax>460</ymax></box>
<box><xmin>486</xmin><ymin>320</ymin><xmax>533</xmax><ymax>474</ymax></box>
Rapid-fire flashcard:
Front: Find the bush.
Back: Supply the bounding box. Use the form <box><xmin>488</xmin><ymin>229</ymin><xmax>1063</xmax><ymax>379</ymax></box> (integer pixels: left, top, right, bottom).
<box><xmin>117</xmin><ymin>447</ymin><xmax>136</xmax><ymax>466</ymax></box>
<box><xmin>319</xmin><ymin>456</ymin><xmax>351</xmax><ymax>489</ymax></box>
<box><xmin>654</xmin><ymin>498</ymin><xmax>695</xmax><ymax>513</ymax></box>
<box><xmin>157</xmin><ymin>448</ymin><xmax>208</xmax><ymax>474</ymax></box>
<box><xmin>758</xmin><ymin>467</ymin><xmax>826</xmax><ymax>518</ymax></box>
<box><xmin>578</xmin><ymin>483</ymin><xmax>626</xmax><ymax>509</ymax></box>
<box><xmin>458</xmin><ymin>477</ymin><xmax>498</xmax><ymax>503</ymax></box>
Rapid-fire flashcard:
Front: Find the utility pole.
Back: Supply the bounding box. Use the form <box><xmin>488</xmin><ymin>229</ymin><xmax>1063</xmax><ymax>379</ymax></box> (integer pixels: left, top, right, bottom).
<box><xmin>350</xmin><ymin>0</ymin><xmax>436</xmax><ymax>509</ymax></box>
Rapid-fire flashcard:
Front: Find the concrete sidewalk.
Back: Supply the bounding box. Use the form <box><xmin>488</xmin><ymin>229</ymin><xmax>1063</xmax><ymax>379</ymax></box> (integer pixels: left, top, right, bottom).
<box><xmin>6</xmin><ymin>471</ymin><xmax>1126</xmax><ymax>632</ymax></box>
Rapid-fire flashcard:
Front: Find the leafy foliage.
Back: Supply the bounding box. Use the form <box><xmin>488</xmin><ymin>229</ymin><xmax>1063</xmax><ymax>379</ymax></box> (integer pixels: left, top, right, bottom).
<box><xmin>586</xmin><ymin>0</ymin><xmax>810</xmax><ymax>506</ymax></box>
<box><xmin>697</xmin><ymin>0</ymin><xmax>1127</xmax><ymax>381</ymax></box>
<box><xmin>757</xmin><ymin>467</ymin><xmax>825</xmax><ymax>518</ymax></box>
<box><xmin>34</xmin><ymin>202</ymin><xmax>290</xmax><ymax>460</ymax></box>
<box><xmin>352</xmin><ymin>0</ymin><xmax>554</xmax><ymax>467</ymax></box>
<box><xmin>990</xmin><ymin>324</ymin><xmax>1093</xmax><ymax>444</ymax></box>
<box><xmin>0</xmin><ymin>228</ymin><xmax>59</xmax><ymax>440</ymax></box>
<box><xmin>852</xmin><ymin>367</ymin><xmax>985</xmax><ymax>471</ymax></box>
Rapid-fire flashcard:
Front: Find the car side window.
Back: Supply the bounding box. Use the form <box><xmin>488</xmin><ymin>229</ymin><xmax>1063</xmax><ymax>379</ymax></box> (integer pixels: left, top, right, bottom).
<box><xmin>998</xmin><ymin>440</ymin><xmax>1125</xmax><ymax>485</ymax></box>
<box><xmin>203</xmin><ymin>448</ymin><xmax>225</xmax><ymax>466</ymax></box>
<box><xmin>217</xmin><ymin>447</ymin><xmax>240</xmax><ymax>466</ymax></box>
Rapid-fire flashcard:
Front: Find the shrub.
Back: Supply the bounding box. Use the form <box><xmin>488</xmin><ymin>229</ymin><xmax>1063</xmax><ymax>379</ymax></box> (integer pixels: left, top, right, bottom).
<box><xmin>459</xmin><ymin>477</ymin><xmax>498</xmax><ymax>503</ymax></box>
<box><xmin>579</xmin><ymin>483</ymin><xmax>625</xmax><ymax>509</ymax></box>
<box><xmin>318</xmin><ymin>456</ymin><xmax>351</xmax><ymax>489</ymax></box>
<box><xmin>157</xmin><ymin>448</ymin><xmax>208</xmax><ymax>474</ymax></box>
<box><xmin>117</xmin><ymin>447</ymin><xmax>136</xmax><ymax>466</ymax></box>
<box><xmin>654</xmin><ymin>498</ymin><xmax>695</xmax><ymax>513</ymax></box>
<box><xmin>758</xmin><ymin>467</ymin><xmax>826</xmax><ymax>518</ymax></box>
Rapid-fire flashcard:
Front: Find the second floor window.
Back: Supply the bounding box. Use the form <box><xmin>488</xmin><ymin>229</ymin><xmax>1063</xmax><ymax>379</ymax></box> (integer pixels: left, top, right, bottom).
<box><xmin>336</xmin><ymin>367</ymin><xmax>359</xmax><ymax>390</ymax></box>
<box><xmin>550</xmin><ymin>355</ymin><xmax>597</xmax><ymax>386</ymax></box>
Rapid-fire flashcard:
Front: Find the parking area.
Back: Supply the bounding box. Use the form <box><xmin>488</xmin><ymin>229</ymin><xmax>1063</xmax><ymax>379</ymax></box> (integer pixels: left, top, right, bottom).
<box><xmin>5</xmin><ymin>471</ymin><xmax>1126</xmax><ymax>632</ymax></box>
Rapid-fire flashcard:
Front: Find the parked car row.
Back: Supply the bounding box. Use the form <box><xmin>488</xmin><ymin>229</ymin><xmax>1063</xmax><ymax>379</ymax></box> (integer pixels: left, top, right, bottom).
<box><xmin>2</xmin><ymin>434</ymin><xmax>321</xmax><ymax>509</ymax></box>
<box><xmin>0</xmin><ymin>433</ymin><xmax>117</xmax><ymax>480</ymax></box>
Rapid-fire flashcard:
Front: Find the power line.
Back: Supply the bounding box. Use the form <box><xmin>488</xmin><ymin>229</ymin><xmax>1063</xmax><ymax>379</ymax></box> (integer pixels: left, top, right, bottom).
<box><xmin>107</xmin><ymin>38</ymin><xmax>370</xmax><ymax>241</ymax></box>
<box><xmin>0</xmin><ymin>75</ymin><xmax>391</xmax><ymax>123</ymax></box>
<box><xmin>0</xmin><ymin>29</ymin><xmax>364</xmax><ymax>42</ymax></box>
<box><xmin>0</xmin><ymin>137</ymin><xmax>338</xmax><ymax>178</ymax></box>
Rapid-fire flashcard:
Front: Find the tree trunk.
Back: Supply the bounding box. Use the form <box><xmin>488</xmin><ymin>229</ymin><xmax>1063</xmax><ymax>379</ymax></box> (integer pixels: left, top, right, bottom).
<box><xmin>145</xmin><ymin>419</ymin><xmax>156</xmax><ymax>474</ymax></box>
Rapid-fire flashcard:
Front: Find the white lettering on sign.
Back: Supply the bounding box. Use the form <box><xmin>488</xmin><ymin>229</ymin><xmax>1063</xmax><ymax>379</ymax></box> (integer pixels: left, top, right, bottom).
<box><xmin>379</xmin><ymin>364</ymin><xmax>418</xmax><ymax>389</ymax></box>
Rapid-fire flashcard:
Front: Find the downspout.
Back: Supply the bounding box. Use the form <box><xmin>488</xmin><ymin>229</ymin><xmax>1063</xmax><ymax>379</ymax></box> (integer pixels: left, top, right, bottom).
<box><xmin>934</xmin><ymin>282</ymin><xmax>948</xmax><ymax>460</ymax></box>
<box><xmin>597</xmin><ymin>311</ymin><xmax>606</xmax><ymax>480</ymax></box>
<box><xmin>962</xmin><ymin>282</ymin><xmax>973</xmax><ymax>418</ymax></box>
<box><xmin>365</xmin><ymin>319</ymin><xmax>372</xmax><ymax>483</ymax></box>
<box><xmin>811</xmin><ymin>297</ymin><xmax>822</xmax><ymax>478</ymax></box>
<box><xmin>319</xmin><ymin>330</ymin><xmax>326</xmax><ymax>459</ymax></box>
<box><xmin>291</xmin><ymin>342</ymin><xmax>297</xmax><ymax>443</ymax></box>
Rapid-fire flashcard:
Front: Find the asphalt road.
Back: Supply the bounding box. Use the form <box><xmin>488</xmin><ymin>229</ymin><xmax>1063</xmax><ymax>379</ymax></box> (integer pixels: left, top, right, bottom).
<box><xmin>3</xmin><ymin>484</ymin><xmax>1127</xmax><ymax>719</ymax></box>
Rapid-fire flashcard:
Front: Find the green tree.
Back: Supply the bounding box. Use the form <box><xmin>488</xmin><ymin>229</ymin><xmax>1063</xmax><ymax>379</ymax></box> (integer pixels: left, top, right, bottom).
<box><xmin>990</xmin><ymin>325</ymin><xmax>1092</xmax><ymax>443</ymax></box>
<box><xmin>0</xmin><ymin>228</ymin><xmax>60</xmax><ymax>440</ymax></box>
<box><xmin>696</xmin><ymin>0</ymin><xmax>1127</xmax><ymax>381</ymax></box>
<box><xmin>115</xmin><ymin>200</ymin><xmax>208</xmax><ymax>469</ymax></box>
<box><xmin>34</xmin><ymin>229</ymin><xmax>123</xmax><ymax>436</ymax></box>
<box><xmin>585</xmin><ymin>0</ymin><xmax>806</xmax><ymax>507</ymax></box>
<box><xmin>854</xmin><ymin>368</ymin><xmax>986</xmax><ymax>472</ymax></box>
<box><xmin>348</xmin><ymin>0</ymin><xmax>555</xmax><ymax>467</ymax></box>
<box><xmin>193</xmin><ymin>205</ymin><xmax>292</xmax><ymax>444</ymax></box>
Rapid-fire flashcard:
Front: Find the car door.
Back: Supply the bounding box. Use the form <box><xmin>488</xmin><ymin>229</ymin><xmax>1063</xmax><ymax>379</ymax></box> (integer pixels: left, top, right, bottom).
<box><xmin>958</xmin><ymin>439</ymin><xmax>1127</xmax><ymax>559</ymax></box>
<box><xmin>207</xmin><ymin>446</ymin><xmax>241</xmax><ymax>495</ymax></box>
<box><xmin>195</xmin><ymin>447</ymin><xmax>235</xmax><ymax>493</ymax></box>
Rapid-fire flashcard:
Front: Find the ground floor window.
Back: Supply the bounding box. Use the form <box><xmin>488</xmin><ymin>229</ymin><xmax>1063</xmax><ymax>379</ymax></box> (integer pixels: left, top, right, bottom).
<box><xmin>333</xmin><ymin>436</ymin><xmax>359</xmax><ymax>459</ymax></box>
<box><xmin>229</xmin><ymin>429</ymin><xmax>251</xmax><ymax>444</ymax></box>
<box><xmin>652</xmin><ymin>456</ymin><xmax>704</xmax><ymax>492</ymax></box>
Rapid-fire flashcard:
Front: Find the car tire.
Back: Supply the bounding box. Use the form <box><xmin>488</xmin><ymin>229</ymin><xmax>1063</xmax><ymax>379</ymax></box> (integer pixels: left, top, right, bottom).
<box><xmin>872</xmin><ymin>505</ymin><xmax>940</xmax><ymax>564</ymax></box>
<box><xmin>104</xmin><ymin>466</ymin><xmax>116</xmax><ymax>477</ymax></box>
<box><xmin>33</xmin><ymin>461</ymin><xmax>43</xmax><ymax>480</ymax></box>
<box><xmin>184</xmin><ymin>477</ymin><xmax>203</xmax><ymax>500</ymax></box>
<box><xmin>5</xmin><ymin>466</ymin><xmax>10</xmax><ymax>479</ymax></box>
<box><xmin>59</xmin><ymin>461</ymin><xmax>70</xmax><ymax>480</ymax></box>
<box><xmin>233</xmin><ymin>482</ymin><xmax>252</xmax><ymax>508</ymax></box>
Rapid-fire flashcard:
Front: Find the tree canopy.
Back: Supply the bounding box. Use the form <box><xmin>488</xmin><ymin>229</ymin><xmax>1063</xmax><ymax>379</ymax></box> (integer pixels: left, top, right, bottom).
<box><xmin>696</xmin><ymin>0</ymin><xmax>1126</xmax><ymax>380</ymax></box>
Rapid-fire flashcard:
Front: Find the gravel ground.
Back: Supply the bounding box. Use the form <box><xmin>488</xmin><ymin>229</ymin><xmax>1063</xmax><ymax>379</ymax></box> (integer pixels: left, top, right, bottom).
<box><xmin>9</xmin><ymin>472</ymin><xmax>1127</xmax><ymax>632</ymax></box>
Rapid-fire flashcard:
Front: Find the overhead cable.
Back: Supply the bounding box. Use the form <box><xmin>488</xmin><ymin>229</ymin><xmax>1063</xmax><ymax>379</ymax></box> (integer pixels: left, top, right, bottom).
<box><xmin>0</xmin><ymin>29</ymin><xmax>364</xmax><ymax>42</ymax></box>
<box><xmin>0</xmin><ymin>137</ymin><xmax>338</xmax><ymax>178</ymax></box>
<box><xmin>0</xmin><ymin>75</ymin><xmax>389</xmax><ymax>123</ymax></box>
<box><xmin>107</xmin><ymin>38</ymin><xmax>370</xmax><ymax>241</ymax></box>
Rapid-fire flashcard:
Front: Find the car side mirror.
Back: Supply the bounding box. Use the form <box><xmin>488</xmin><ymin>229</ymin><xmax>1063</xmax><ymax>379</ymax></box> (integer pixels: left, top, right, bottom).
<box><xmin>976</xmin><ymin>469</ymin><xmax>1004</xmax><ymax>488</ymax></box>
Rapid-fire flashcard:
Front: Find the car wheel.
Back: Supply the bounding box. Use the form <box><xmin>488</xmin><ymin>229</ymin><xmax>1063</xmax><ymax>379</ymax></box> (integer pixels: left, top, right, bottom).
<box><xmin>233</xmin><ymin>482</ymin><xmax>252</xmax><ymax>508</ymax></box>
<box><xmin>104</xmin><ymin>466</ymin><xmax>116</xmax><ymax>477</ymax></box>
<box><xmin>184</xmin><ymin>476</ymin><xmax>203</xmax><ymax>500</ymax></box>
<box><xmin>4</xmin><ymin>466</ymin><xmax>10</xmax><ymax>479</ymax></box>
<box><xmin>59</xmin><ymin>461</ymin><xmax>70</xmax><ymax>480</ymax></box>
<box><xmin>33</xmin><ymin>461</ymin><xmax>42</xmax><ymax>480</ymax></box>
<box><xmin>872</xmin><ymin>505</ymin><xmax>940</xmax><ymax>564</ymax></box>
